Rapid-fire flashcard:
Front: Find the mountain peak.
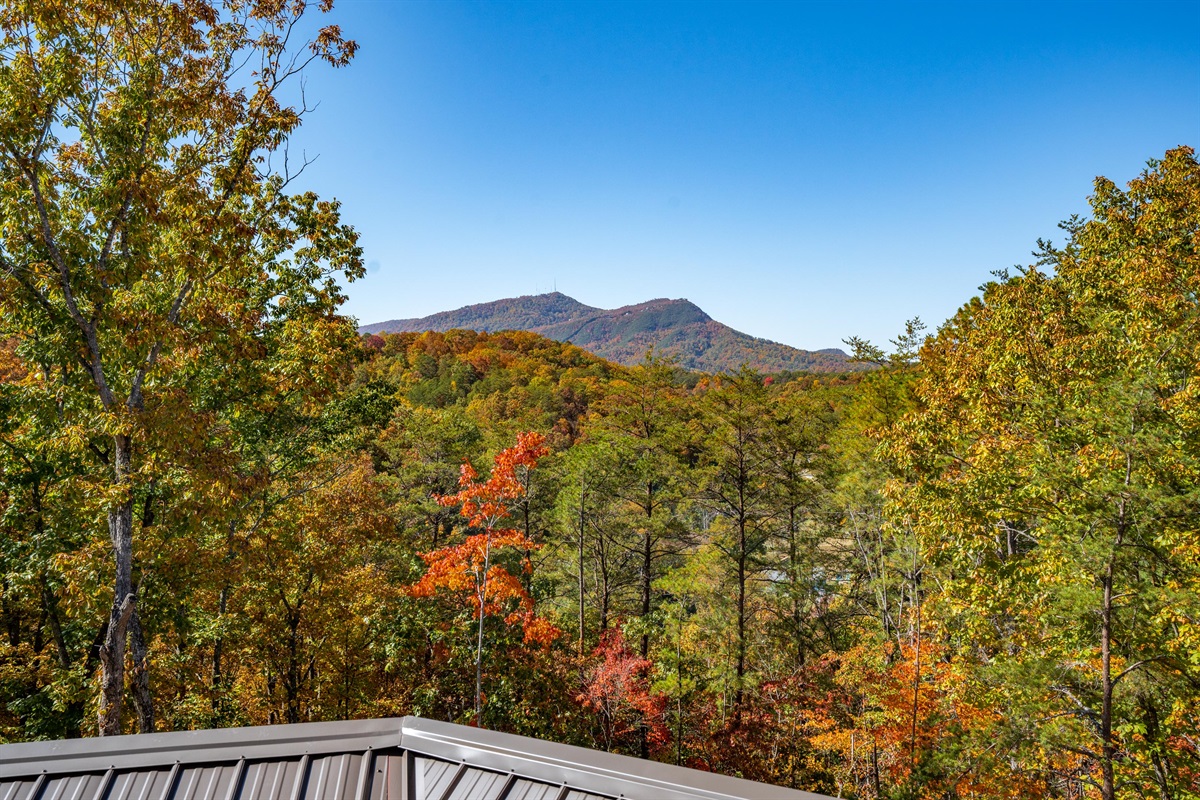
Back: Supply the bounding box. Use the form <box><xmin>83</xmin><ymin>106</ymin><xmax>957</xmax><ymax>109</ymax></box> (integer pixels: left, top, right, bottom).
<box><xmin>361</xmin><ymin>293</ymin><xmax>857</xmax><ymax>373</ymax></box>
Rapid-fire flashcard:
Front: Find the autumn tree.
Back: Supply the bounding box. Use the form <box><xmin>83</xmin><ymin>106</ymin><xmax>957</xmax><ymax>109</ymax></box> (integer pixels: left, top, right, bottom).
<box><xmin>411</xmin><ymin>432</ymin><xmax>557</xmax><ymax>725</ymax></box>
<box><xmin>830</xmin><ymin>323</ymin><xmax>924</xmax><ymax>647</ymax></box>
<box><xmin>375</xmin><ymin>401</ymin><xmax>481</xmax><ymax>550</ymax></box>
<box><xmin>0</xmin><ymin>0</ymin><xmax>360</xmax><ymax>734</ymax></box>
<box><xmin>883</xmin><ymin>147</ymin><xmax>1200</xmax><ymax>799</ymax></box>
<box><xmin>232</xmin><ymin>456</ymin><xmax>391</xmax><ymax>725</ymax></box>
<box><xmin>809</xmin><ymin>637</ymin><xmax>1041</xmax><ymax>800</ymax></box>
<box><xmin>0</xmin><ymin>342</ymin><xmax>98</xmax><ymax>738</ymax></box>
<box><xmin>577</xmin><ymin>628</ymin><xmax>669</xmax><ymax>755</ymax></box>
<box><xmin>583</xmin><ymin>356</ymin><xmax>693</xmax><ymax>756</ymax></box>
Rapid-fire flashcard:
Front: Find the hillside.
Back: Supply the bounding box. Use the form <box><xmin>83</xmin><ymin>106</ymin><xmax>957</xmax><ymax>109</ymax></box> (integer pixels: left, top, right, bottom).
<box><xmin>361</xmin><ymin>293</ymin><xmax>861</xmax><ymax>373</ymax></box>
<box><xmin>363</xmin><ymin>292</ymin><xmax>600</xmax><ymax>335</ymax></box>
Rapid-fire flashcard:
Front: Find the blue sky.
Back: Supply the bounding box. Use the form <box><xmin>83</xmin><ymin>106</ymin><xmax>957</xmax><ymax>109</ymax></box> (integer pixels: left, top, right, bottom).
<box><xmin>291</xmin><ymin>0</ymin><xmax>1198</xmax><ymax>351</ymax></box>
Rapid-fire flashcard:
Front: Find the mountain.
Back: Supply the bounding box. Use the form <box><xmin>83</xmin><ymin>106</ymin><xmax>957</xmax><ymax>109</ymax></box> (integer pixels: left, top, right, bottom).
<box><xmin>360</xmin><ymin>292</ymin><xmax>862</xmax><ymax>374</ymax></box>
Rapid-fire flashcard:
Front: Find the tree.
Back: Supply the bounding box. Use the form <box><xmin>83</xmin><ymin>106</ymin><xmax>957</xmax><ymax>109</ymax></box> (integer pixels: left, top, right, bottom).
<box><xmin>762</xmin><ymin>385</ymin><xmax>836</xmax><ymax>669</ymax></box>
<box><xmin>550</xmin><ymin>440</ymin><xmax>628</xmax><ymax>658</ymax></box>
<box><xmin>375</xmin><ymin>401</ymin><xmax>481</xmax><ymax>551</ymax></box>
<box><xmin>695</xmin><ymin>368</ymin><xmax>777</xmax><ymax>728</ymax></box>
<box><xmin>0</xmin><ymin>0</ymin><xmax>360</xmax><ymax>734</ymax></box>
<box><xmin>811</xmin><ymin>637</ymin><xmax>1041</xmax><ymax>800</ymax></box>
<box><xmin>576</xmin><ymin>628</ymin><xmax>669</xmax><ymax>755</ymax></box>
<box><xmin>591</xmin><ymin>357</ymin><xmax>690</xmax><ymax>661</ymax></box>
<box><xmin>589</xmin><ymin>355</ymin><xmax>691</xmax><ymax>756</ymax></box>
<box><xmin>236</xmin><ymin>455</ymin><xmax>391</xmax><ymax>725</ymax></box>
<box><xmin>0</xmin><ymin>340</ymin><xmax>99</xmax><ymax>739</ymax></box>
<box><xmin>411</xmin><ymin>432</ymin><xmax>557</xmax><ymax>725</ymax></box>
<box><xmin>883</xmin><ymin>148</ymin><xmax>1200</xmax><ymax>798</ymax></box>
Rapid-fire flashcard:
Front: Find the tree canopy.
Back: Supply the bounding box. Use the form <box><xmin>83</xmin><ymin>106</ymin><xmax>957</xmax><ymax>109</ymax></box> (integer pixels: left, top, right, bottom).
<box><xmin>0</xmin><ymin>0</ymin><xmax>360</xmax><ymax>734</ymax></box>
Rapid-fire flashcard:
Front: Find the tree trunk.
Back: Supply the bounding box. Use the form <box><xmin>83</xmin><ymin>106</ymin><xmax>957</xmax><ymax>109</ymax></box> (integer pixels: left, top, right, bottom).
<box><xmin>520</xmin><ymin>501</ymin><xmax>531</xmax><ymax>593</ymax></box>
<box><xmin>1139</xmin><ymin>693</ymin><xmax>1174</xmax><ymax>800</ymax></box>
<box><xmin>578</xmin><ymin>480</ymin><xmax>586</xmax><ymax>658</ymax></box>
<box><xmin>98</xmin><ymin>433</ymin><xmax>135</xmax><ymax>736</ymax></box>
<box><xmin>789</xmin><ymin>506</ymin><xmax>803</xmax><ymax>668</ymax></box>
<box><xmin>1</xmin><ymin>578</ymin><xmax>18</xmax><ymax>649</ymax></box>
<box><xmin>638</xmin><ymin>485</ymin><xmax>654</xmax><ymax>759</ymax></box>
<box><xmin>600</xmin><ymin>566</ymin><xmax>610</xmax><ymax>634</ymax></box>
<box><xmin>41</xmin><ymin>579</ymin><xmax>71</xmax><ymax>669</ymax></box>
<box><xmin>475</xmin><ymin>530</ymin><xmax>492</xmax><ymax>726</ymax></box>
<box><xmin>598</xmin><ymin>532</ymin><xmax>610</xmax><ymax>634</ymax></box>
<box><xmin>129</xmin><ymin>609</ymin><xmax>154</xmax><ymax>732</ymax></box>
<box><xmin>1101</xmin><ymin>475</ymin><xmax>1129</xmax><ymax>800</ymax></box>
<box><xmin>733</xmin><ymin>509</ymin><xmax>747</xmax><ymax>728</ymax></box>
<box><xmin>871</xmin><ymin>740</ymin><xmax>881</xmax><ymax>798</ymax></box>
<box><xmin>287</xmin><ymin>611</ymin><xmax>301</xmax><ymax>724</ymax></box>
<box><xmin>212</xmin><ymin>586</ymin><xmax>228</xmax><ymax>716</ymax></box>
<box><xmin>641</xmin><ymin>482</ymin><xmax>654</xmax><ymax>660</ymax></box>
<box><xmin>1100</xmin><ymin>560</ymin><xmax>1115</xmax><ymax>800</ymax></box>
<box><xmin>910</xmin><ymin>588</ymin><xmax>921</xmax><ymax>777</ymax></box>
<box><xmin>675</xmin><ymin>625</ymin><xmax>684</xmax><ymax>766</ymax></box>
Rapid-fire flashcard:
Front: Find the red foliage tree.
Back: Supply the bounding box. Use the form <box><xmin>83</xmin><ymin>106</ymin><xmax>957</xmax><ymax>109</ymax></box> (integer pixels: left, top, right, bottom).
<box><xmin>410</xmin><ymin>432</ymin><xmax>558</xmax><ymax>724</ymax></box>
<box><xmin>577</xmin><ymin>628</ymin><xmax>669</xmax><ymax>755</ymax></box>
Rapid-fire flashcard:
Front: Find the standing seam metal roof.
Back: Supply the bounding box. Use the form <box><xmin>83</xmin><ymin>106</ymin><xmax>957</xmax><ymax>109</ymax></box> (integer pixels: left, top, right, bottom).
<box><xmin>0</xmin><ymin>717</ymin><xmax>834</xmax><ymax>800</ymax></box>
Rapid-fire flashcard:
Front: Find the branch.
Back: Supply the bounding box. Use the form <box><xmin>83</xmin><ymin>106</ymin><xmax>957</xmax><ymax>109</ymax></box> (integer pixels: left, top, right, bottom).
<box><xmin>15</xmin><ymin>151</ymin><xmax>117</xmax><ymax>409</ymax></box>
<box><xmin>1111</xmin><ymin>656</ymin><xmax>1169</xmax><ymax>690</ymax></box>
<box><xmin>0</xmin><ymin>253</ymin><xmax>57</xmax><ymax>320</ymax></box>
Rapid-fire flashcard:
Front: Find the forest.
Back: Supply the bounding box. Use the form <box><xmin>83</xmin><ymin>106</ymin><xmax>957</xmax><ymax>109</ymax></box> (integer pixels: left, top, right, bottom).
<box><xmin>0</xmin><ymin>3</ymin><xmax>1196</xmax><ymax>800</ymax></box>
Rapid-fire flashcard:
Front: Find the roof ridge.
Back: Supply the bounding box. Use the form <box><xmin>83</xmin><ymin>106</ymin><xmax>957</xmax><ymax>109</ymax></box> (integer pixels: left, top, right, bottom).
<box><xmin>0</xmin><ymin>717</ymin><xmax>835</xmax><ymax>800</ymax></box>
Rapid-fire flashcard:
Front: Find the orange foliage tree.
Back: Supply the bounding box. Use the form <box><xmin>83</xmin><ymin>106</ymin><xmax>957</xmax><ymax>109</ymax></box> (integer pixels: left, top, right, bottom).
<box><xmin>810</xmin><ymin>634</ymin><xmax>1046</xmax><ymax>799</ymax></box>
<box><xmin>410</xmin><ymin>432</ymin><xmax>558</xmax><ymax>724</ymax></box>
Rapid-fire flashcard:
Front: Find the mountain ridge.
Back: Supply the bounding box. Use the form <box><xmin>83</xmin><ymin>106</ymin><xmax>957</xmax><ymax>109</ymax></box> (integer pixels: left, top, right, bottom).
<box><xmin>361</xmin><ymin>292</ymin><xmax>862</xmax><ymax>374</ymax></box>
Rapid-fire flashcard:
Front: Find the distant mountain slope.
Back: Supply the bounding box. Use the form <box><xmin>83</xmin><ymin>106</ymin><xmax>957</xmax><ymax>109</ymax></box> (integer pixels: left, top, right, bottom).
<box><xmin>361</xmin><ymin>292</ymin><xmax>861</xmax><ymax>373</ymax></box>
<box><xmin>363</xmin><ymin>292</ymin><xmax>600</xmax><ymax>335</ymax></box>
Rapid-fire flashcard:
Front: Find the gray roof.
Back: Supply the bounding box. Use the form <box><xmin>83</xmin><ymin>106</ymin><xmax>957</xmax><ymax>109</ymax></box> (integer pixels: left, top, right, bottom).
<box><xmin>0</xmin><ymin>717</ymin><xmax>833</xmax><ymax>800</ymax></box>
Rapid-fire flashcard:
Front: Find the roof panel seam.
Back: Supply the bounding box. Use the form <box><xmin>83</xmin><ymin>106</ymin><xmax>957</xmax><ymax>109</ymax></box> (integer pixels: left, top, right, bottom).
<box><xmin>222</xmin><ymin>761</ymin><xmax>245</xmax><ymax>800</ymax></box>
<box><xmin>286</xmin><ymin>755</ymin><xmax>309</xmax><ymax>800</ymax></box>
<box><xmin>27</xmin><ymin>775</ymin><xmax>48</xmax><ymax>800</ymax></box>
<box><xmin>352</xmin><ymin>753</ymin><xmax>372</xmax><ymax>800</ymax></box>
<box><xmin>154</xmin><ymin>764</ymin><xmax>179</xmax><ymax>800</ymax></box>
<box><xmin>328</xmin><ymin>757</ymin><xmax>348</xmax><ymax>800</ymax></box>
<box><xmin>40</xmin><ymin>772</ymin><xmax>66</xmax><ymax>800</ymax></box>
<box><xmin>494</xmin><ymin>774</ymin><xmax>517</xmax><ymax>800</ymax></box>
<box><xmin>434</xmin><ymin>763</ymin><xmax>467</xmax><ymax>800</ymax></box>
<box><xmin>95</xmin><ymin>770</ymin><xmax>117</xmax><ymax>800</ymax></box>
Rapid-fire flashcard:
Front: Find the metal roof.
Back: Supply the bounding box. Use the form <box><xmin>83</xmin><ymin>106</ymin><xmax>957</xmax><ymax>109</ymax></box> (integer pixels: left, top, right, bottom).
<box><xmin>0</xmin><ymin>717</ymin><xmax>833</xmax><ymax>800</ymax></box>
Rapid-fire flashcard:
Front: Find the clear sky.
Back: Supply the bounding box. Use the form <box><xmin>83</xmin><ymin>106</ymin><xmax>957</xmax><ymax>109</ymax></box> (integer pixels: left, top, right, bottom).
<box><xmin>289</xmin><ymin>0</ymin><xmax>1199</xmax><ymax>351</ymax></box>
